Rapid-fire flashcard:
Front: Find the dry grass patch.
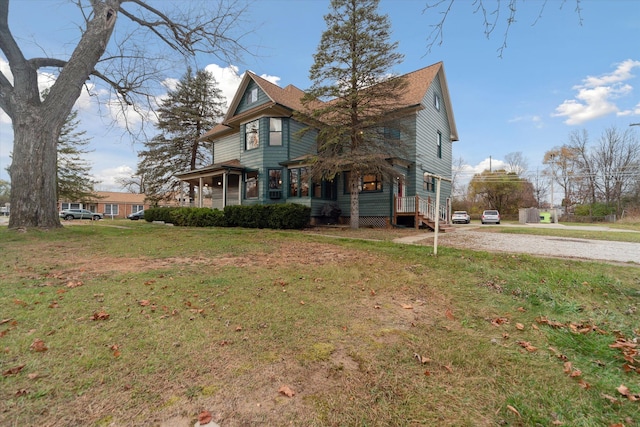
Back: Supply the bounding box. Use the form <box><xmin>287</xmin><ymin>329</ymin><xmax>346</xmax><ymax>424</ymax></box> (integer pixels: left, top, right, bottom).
<box><xmin>1</xmin><ymin>225</ymin><xmax>638</xmax><ymax>426</ymax></box>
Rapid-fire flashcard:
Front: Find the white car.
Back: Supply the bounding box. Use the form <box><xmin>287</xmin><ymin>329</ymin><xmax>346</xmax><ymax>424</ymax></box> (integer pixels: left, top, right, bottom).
<box><xmin>452</xmin><ymin>211</ymin><xmax>471</xmax><ymax>224</ymax></box>
<box><xmin>481</xmin><ymin>210</ymin><xmax>500</xmax><ymax>224</ymax></box>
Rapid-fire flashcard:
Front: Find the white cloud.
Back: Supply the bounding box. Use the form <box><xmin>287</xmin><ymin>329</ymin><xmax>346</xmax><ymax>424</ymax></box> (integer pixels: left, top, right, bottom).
<box><xmin>508</xmin><ymin>115</ymin><xmax>544</xmax><ymax>128</ymax></box>
<box><xmin>553</xmin><ymin>59</ymin><xmax>640</xmax><ymax>125</ymax></box>
<box><xmin>93</xmin><ymin>165</ymin><xmax>136</xmax><ymax>191</ymax></box>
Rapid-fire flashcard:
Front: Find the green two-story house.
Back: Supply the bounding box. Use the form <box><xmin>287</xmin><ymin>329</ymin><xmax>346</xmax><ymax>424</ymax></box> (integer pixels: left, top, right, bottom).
<box><xmin>176</xmin><ymin>61</ymin><xmax>458</xmax><ymax>228</ymax></box>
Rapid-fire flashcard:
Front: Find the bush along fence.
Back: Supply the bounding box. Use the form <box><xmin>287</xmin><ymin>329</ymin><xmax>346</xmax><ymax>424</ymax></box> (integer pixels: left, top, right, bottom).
<box><xmin>144</xmin><ymin>204</ymin><xmax>311</xmax><ymax>230</ymax></box>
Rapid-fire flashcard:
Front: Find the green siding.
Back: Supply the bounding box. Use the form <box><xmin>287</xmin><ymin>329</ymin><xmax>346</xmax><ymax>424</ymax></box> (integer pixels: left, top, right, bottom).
<box><xmin>213</xmin><ymin>133</ymin><xmax>241</xmax><ymax>164</ymax></box>
<box><xmin>234</xmin><ymin>80</ymin><xmax>270</xmax><ymax>115</ymax></box>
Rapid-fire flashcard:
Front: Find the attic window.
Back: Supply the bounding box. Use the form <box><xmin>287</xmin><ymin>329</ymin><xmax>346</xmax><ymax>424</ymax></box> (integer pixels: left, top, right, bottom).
<box><xmin>247</xmin><ymin>87</ymin><xmax>258</xmax><ymax>104</ymax></box>
<box><xmin>434</xmin><ymin>94</ymin><xmax>441</xmax><ymax>111</ymax></box>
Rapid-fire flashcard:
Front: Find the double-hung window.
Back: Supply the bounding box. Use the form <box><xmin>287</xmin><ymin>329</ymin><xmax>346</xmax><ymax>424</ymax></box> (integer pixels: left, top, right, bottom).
<box><xmin>436</xmin><ymin>131</ymin><xmax>442</xmax><ymax>159</ymax></box>
<box><xmin>288</xmin><ymin>167</ymin><xmax>309</xmax><ymax>197</ymax></box>
<box><xmin>104</xmin><ymin>204</ymin><xmax>119</xmax><ymax>215</ymax></box>
<box><xmin>245</xmin><ymin>120</ymin><xmax>259</xmax><ymax>150</ymax></box>
<box><xmin>269</xmin><ymin>118</ymin><xmax>282</xmax><ymax>146</ymax></box>
<box><xmin>245</xmin><ymin>171</ymin><xmax>258</xmax><ymax>199</ymax></box>
<box><xmin>344</xmin><ymin>172</ymin><xmax>383</xmax><ymax>193</ymax></box>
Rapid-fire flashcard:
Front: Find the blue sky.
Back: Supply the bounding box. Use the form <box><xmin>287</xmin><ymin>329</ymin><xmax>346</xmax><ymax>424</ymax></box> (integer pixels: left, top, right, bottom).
<box><xmin>1</xmin><ymin>0</ymin><xmax>639</xmax><ymax>196</ymax></box>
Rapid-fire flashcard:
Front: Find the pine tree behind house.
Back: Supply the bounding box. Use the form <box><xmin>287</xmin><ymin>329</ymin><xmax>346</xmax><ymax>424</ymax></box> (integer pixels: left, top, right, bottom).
<box><xmin>137</xmin><ymin>69</ymin><xmax>226</xmax><ymax>204</ymax></box>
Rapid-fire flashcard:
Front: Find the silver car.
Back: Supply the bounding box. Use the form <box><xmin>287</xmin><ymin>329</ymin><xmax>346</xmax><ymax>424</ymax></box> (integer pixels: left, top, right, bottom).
<box><xmin>481</xmin><ymin>210</ymin><xmax>500</xmax><ymax>224</ymax></box>
<box><xmin>59</xmin><ymin>209</ymin><xmax>103</xmax><ymax>221</ymax></box>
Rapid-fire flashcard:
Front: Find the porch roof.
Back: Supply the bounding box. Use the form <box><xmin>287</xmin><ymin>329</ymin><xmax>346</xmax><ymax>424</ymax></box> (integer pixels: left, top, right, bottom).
<box><xmin>175</xmin><ymin>159</ymin><xmax>245</xmax><ymax>182</ymax></box>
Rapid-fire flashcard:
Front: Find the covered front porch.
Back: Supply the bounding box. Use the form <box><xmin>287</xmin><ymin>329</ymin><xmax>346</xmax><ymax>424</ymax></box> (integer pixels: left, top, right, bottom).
<box><xmin>175</xmin><ymin>160</ymin><xmax>244</xmax><ymax>209</ymax></box>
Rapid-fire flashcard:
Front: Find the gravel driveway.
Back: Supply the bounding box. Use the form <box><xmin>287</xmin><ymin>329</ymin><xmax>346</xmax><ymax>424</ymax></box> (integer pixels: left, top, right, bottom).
<box><xmin>397</xmin><ymin>224</ymin><xmax>640</xmax><ymax>266</ymax></box>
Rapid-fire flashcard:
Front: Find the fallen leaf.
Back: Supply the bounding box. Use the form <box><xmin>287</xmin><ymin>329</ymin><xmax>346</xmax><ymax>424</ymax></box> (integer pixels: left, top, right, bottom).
<box><xmin>601</xmin><ymin>393</ymin><xmax>620</xmax><ymax>404</ymax></box>
<box><xmin>414</xmin><ymin>353</ymin><xmax>430</xmax><ymax>364</ymax></box>
<box><xmin>443</xmin><ymin>364</ymin><xmax>453</xmax><ymax>373</ymax></box>
<box><xmin>139</xmin><ymin>300</ymin><xmax>151</xmax><ymax>306</ymax></box>
<box><xmin>30</xmin><ymin>339</ymin><xmax>48</xmax><ymax>352</ymax></box>
<box><xmin>66</xmin><ymin>280</ymin><xmax>83</xmax><ymax>288</ymax></box>
<box><xmin>3</xmin><ymin>364</ymin><xmax>25</xmax><ymax>376</ymax></box>
<box><xmin>491</xmin><ymin>317</ymin><xmax>508</xmax><ymax>326</ymax></box>
<box><xmin>92</xmin><ymin>311</ymin><xmax>110</xmax><ymax>321</ymax></box>
<box><xmin>402</xmin><ymin>304</ymin><xmax>414</xmax><ymax>310</ymax></box>
<box><xmin>617</xmin><ymin>385</ymin><xmax>630</xmax><ymax>396</ymax></box>
<box><xmin>517</xmin><ymin>307</ymin><xmax>526</xmax><ymax>312</ymax></box>
<box><xmin>27</xmin><ymin>372</ymin><xmax>41</xmax><ymax>380</ymax></box>
<box><xmin>0</xmin><ymin>318</ymin><xmax>12</xmax><ymax>324</ymax></box>
<box><xmin>235</xmin><ymin>326</ymin><xmax>242</xmax><ymax>332</ymax></box>
<box><xmin>506</xmin><ymin>405</ymin><xmax>521</xmax><ymax>417</ymax></box>
<box><xmin>198</xmin><ymin>410</ymin><xmax>212</xmax><ymax>424</ymax></box>
<box><xmin>370</xmin><ymin>289</ymin><xmax>376</xmax><ymax>296</ymax></box>
<box><xmin>515</xmin><ymin>323</ymin><xmax>524</xmax><ymax>331</ymax></box>
<box><xmin>15</xmin><ymin>389</ymin><xmax>29</xmax><ymax>397</ymax></box>
<box><xmin>278</xmin><ymin>385</ymin><xmax>295</xmax><ymax>397</ymax></box>
<box><xmin>563</xmin><ymin>362</ymin><xmax>572</xmax><ymax>374</ymax></box>
<box><xmin>517</xmin><ymin>341</ymin><xmax>537</xmax><ymax>352</ymax></box>
<box><xmin>445</xmin><ymin>309</ymin><xmax>454</xmax><ymax>320</ymax></box>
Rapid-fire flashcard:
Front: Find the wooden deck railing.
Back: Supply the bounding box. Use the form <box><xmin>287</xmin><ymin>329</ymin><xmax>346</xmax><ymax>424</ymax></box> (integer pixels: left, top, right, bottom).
<box><xmin>394</xmin><ymin>195</ymin><xmax>448</xmax><ymax>228</ymax></box>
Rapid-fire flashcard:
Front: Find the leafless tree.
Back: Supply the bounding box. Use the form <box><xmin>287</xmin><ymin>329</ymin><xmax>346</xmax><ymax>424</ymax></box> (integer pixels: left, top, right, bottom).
<box><xmin>0</xmin><ymin>0</ymin><xmax>251</xmax><ymax>229</ymax></box>
<box><xmin>504</xmin><ymin>151</ymin><xmax>528</xmax><ymax>176</ymax></box>
<box><xmin>423</xmin><ymin>0</ymin><xmax>583</xmax><ymax>57</ymax></box>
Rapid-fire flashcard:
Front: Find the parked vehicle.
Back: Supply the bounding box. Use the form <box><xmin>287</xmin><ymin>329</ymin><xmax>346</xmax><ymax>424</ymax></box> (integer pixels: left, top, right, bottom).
<box><xmin>452</xmin><ymin>211</ymin><xmax>471</xmax><ymax>224</ymax></box>
<box><xmin>59</xmin><ymin>209</ymin><xmax>103</xmax><ymax>221</ymax></box>
<box><xmin>127</xmin><ymin>210</ymin><xmax>145</xmax><ymax>220</ymax></box>
<box><xmin>481</xmin><ymin>210</ymin><xmax>500</xmax><ymax>224</ymax></box>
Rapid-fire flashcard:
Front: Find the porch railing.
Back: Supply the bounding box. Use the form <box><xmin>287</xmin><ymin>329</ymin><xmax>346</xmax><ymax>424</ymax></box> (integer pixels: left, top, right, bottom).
<box><xmin>395</xmin><ymin>195</ymin><xmax>448</xmax><ymax>225</ymax></box>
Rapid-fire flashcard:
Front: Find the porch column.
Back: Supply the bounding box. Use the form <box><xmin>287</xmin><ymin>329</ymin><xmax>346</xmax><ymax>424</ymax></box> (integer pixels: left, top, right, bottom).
<box><xmin>198</xmin><ymin>177</ymin><xmax>204</xmax><ymax>208</ymax></box>
<box><xmin>222</xmin><ymin>172</ymin><xmax>227</xmax><ymax>208</ymax></box>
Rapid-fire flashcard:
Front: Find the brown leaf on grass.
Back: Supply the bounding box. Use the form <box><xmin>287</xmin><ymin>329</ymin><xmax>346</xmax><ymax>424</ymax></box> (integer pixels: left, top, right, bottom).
<box><xmin>15</xmin><ymin>389</ymin><xmax>29</xmax><ymax>397</ymax></box>
<box><xmin>14</xmin><ymin>299</ymin><xmax>27</xmax><ymax>306</ymax></box>
<box><xmin>517</xmin><ymin>306</ymin><xmax>526</xmax><ymax>312</ymax></box>
<box><xmin>30</xmin><ymin>339</ymin><xmax>47</xmax><ymax>352</ymax></box>
<box><xmin>92</xmin><ymin>311</ymin><xmax>110</xmax><ymax>321</ymax></box>
<box><xmin>278</xmin><ymin>385</ymin><xmax>295</xmax><ymax>397</ymax></box>
<box><xmin>443</xmin><ymin>364</ymin><xmax>454</xmax><ymax>373</ymax></box>
<box><xmin>601</xmin><ymin>393</ymin><xmax>620</xmax><ymax>404</ymax></box>
<box><xmin>517</xmin><ymin>341</ymin><xmax>537</xmax><ymax>352</ymax></box>
<box><xmin>1</xmin><ymin>318</ymin><xmax>12</xmax><ymax>324</ymax></box>
<box><xmin>563</xmin><ymin>362</ymin><xmax>573</xmax><ymax>374</ymax></box>
<box><xmin>370</xmin><ymin>289</ymin><xmax>376</xmax><ymax>296</ymax></box>
<box><xmin>515</xmin><ymin>323</ymin><xmax>524</xmax><ymax>331</ymax></box>
<box><xmin>27</xmin><ymin>372</ymin><xmax>42</xmax><ymax>380</ymax></box>
<box><xmin>445</xmin><ymin>309</ymin><xmax>454</xmax><ymax>320</ymax></box>
<box><xmin>578</xmin><ymin>380</ymin><xmax>591</xmax><ymax>389</ymax></box>
<box><xmin>506</xmin><ymin>405</ymin><xmax>521</xmax><ymax>417</ymax></box>
<box><xmin>374</xmin><ymin>304</ymin><xmax>381</xmax><ymax>309</ymax></box>
<box><xmin>198</xmin><ymin>410</ymin><xmax>212</xmax><ymax>424</ymax></box>
<box><xmin>3</xmin><ymin>364</ymin><xmax>25</xmax><ymax>376</ymax></box>
<box><xmin>414</xmin><ymin>353</ymin><xmax>430</xmax><ymax>364</ymax></box>
<box><xmin>491</xmin><ymin>317</ymin><xmax>508</xmax><ymax>326</ymax></box>
<box><xmin>402</xmin><ymin>304</ymin><xmax>413</xmax><ymax>310</ymax></box>
<box><xmin>110</xmin><ymin>344</ymin><xmax>121</xmax><ymax>358</ymax></box>
<box><xmin>235</xmin><ymin>326</ymin><xmax>242</xmax><ymax>332</ymax></box>
<box><xmin>66</xmin><ymin>280</ymin><xmax>83</xmax><ymax>288</ymax></box>
<box><xmin>548</xmin><ymin>346</ymin><xmax>568</xmax><ymax>361</ymax></box>
<box><xmin>139</xmin><ymin>300</ymin><xmax>151</xmax><ymax>306</ymax></box>
<box><xmin>0</xmin><ymin>330</ymin><xmax>8</xmax><ymax>338</ymax></box>
<box><xmin>48</xmin><ymin>301</ymin><xmax>59</xmax><ymax>309</ymax></box>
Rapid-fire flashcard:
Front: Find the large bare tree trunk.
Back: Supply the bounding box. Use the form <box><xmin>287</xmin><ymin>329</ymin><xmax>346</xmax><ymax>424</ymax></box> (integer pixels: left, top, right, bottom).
<box><xmin>350</xmin><ymin>172</ymin><xmax>359</xmax><ymax>229</ymax></box>
<box><xmin>9</xmin><ymin>112</ymin><xmax>61</xmax><ymax>229</ymax></box>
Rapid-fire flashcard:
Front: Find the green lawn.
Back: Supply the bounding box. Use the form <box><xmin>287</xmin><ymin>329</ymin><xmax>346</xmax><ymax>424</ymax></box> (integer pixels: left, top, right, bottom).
<box><xmin>1</xmin><ymin>222</ymin><xmax>639</xmax><ymax>426</ymax></box>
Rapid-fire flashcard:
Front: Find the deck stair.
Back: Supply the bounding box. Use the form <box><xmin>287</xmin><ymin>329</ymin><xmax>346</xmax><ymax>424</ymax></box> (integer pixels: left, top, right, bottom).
<box><xmin>393</xmin><ymin>195</ymin><xmax>454</xmax><ymax>232</ymax></box>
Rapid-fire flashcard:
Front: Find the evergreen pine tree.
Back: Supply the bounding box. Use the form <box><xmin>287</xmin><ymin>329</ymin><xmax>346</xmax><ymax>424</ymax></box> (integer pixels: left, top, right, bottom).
<box><xmin>57</xmin><ymin>109</ymin><xmax>100</xmax><ymax>202</ymax></box>
<box><xmin>137</xmin><ymin>68</ymin><xmax>226</xmax><ymax>204</ymax></box>
<box><xmin>300</xmin><ymin>0</ymin><xmax>408</xmax><ymax>229</ymax></box>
